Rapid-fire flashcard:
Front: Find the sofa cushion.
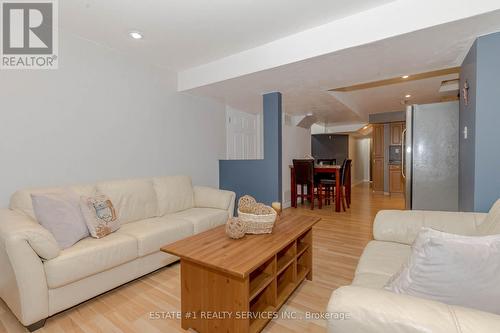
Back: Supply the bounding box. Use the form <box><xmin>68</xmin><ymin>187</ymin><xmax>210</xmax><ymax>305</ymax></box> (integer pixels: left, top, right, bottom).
<box><xmin>96</xmin><ymin>179</ymin><xmax>158</xmax><ymax>224</ymax></box>
<box><xmin>117</xmin><ymin>217</ymin><xmax>193</xmax><ymax>257</ymax></box>
<box><xmin>170</xmin><ymin>208</ymin><xmax>229</xmax><ymax>234</ymax></box>
<box><xmin>352</xmin><ymin>241</ymin><xmax>411</xmax><ymax>289</ymax></box>
<box><xmin>10</xmin><ymin>185</ymin><xmax>96</xmax><ymax>220</ymax></box>
<box><xmin>44</xmin><ymin>233</ymin><xmax>137</xmax><ymax>289</ymax></box>
<box><xmin>194</xmin><ymin>186</ymin><xmax>234</xmax><ymax>211</ymax></box>
<box><xmin>153</xmin><ymin>176</ymin><xmax>194</xmax><ymax>215</ymax></box>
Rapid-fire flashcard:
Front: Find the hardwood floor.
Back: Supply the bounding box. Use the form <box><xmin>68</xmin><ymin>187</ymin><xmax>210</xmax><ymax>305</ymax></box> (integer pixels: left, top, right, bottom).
<box><xmin>0</xmin><ymin>183</ymin><xmax>404</xmax><ymax>333</ymax></box>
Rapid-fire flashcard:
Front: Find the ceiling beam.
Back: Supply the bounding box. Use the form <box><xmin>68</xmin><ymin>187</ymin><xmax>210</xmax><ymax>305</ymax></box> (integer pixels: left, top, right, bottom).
<box><xmin>441</xmin><ymin>95</ymin><xmax>460</xmax><ymax>102</ymax></box>
<box><xmin>330</xmin><ymin>67</ymin><xmax>461</xmax><ymax>92</ymax></box>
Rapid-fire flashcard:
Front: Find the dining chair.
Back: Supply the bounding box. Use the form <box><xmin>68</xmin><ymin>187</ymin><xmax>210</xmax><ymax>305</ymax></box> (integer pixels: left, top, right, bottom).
<box><xmin>317</xmin><ymin>159</ymin><xmax>345</xmax><ymax>206</ymax></box>
<box><xmin>314</xmin><ymin>159</ymin><xmax>336</xmax><ymax>199</ymax></box>
<box><xmin>342</xmin><ymin>159</ymin><xmax>352</xmax><ymax>209</ymax></box>
<box><xmin>293</xmin><ymin>159</ymin><xmax>315</xmax><ymax>209</ymax></box>
<box><xmin>318</xmin><ymin>159</ymin><xmax>351</xmax><ymax>211</ymax></box>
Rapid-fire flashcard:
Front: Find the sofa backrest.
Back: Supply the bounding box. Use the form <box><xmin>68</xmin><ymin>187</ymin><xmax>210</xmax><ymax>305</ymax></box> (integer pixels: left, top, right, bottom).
<box><xmin>96</xmin><ymin>178</ymin><xmax>158</xmax><ymax>224</ymax></box>
<box><xmin>9</xmin><ymin>175</ymin><xmax>196</xmax><ymax>224</ymax></box>
<box><xmin>10</xmin><ymin>185</ymin><xmax>96</xmax><ymax>220</ymax></box>
<box><xmin>153</xmin><ymin>176</ymin><xmax>194</xmax><ymax>215</ymax></box>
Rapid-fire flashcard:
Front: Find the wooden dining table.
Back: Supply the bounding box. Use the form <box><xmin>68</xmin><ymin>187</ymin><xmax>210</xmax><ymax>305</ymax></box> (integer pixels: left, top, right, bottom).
<box><xmin>290</xmin><ymin>164</ymin><xmax>350</xmax><ymax>212</ymax></box>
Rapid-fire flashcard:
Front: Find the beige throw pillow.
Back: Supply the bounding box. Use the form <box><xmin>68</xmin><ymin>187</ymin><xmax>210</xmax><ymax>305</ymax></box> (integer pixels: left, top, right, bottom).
<box><xmin>80</xmin><ymin>194</ymin><xmax>120</xmax><ymax>238</ymax></box>
<box><xmin>476</xmin><ymin>199</ymin><xmax>500</xmax><ymax>236</ymax></box>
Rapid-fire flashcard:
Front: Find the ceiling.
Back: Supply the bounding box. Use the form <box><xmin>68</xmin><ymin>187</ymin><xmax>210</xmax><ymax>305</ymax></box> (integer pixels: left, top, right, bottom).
<box><xmin>60</xmin><ymin>0</ymin><xmax>393</xmax><ymax>71</ymax></box>
<box><xmin>185</xmin><ymin>10</ymin><xmax>500</xmax><ymax>124</ymax></box>
<box><xmin>59</xmin><ymin>1</ymin><xmax>500</xmax><ymax>126</ymax></box>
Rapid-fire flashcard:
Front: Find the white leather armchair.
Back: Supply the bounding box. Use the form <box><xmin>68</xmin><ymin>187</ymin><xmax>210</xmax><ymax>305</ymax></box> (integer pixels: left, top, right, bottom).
<box><xmin>327</xmin><ymin>209</ymin><xmax>500</xmax><ymax>333</ymax></box>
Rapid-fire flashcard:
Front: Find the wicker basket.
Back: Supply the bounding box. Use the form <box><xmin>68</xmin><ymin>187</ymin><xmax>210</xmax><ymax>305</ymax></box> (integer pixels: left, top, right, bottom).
<box><xmin>238</xmin><ymin>209</ymin><xmax>277</xmax><ymax>234</ymax></box>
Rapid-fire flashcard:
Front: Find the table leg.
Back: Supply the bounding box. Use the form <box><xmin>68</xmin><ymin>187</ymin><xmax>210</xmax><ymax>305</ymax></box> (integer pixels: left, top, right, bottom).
<box><xmin>347</xmin><ymin>167</ymin><xmax>352</xmax><ymax>206</ymax></box>
<box><xmin>318</xmin><ymin>183</ymin><xmax>322</xmax><ymax>209</ymax></box>
<box><xmin>335</xmin><ymin>169</ymin><xmax>341</xmax><ymax>212</ymax></box>
<box><xmin>291</xmin><ymin>168</ymin><xmax>297</xmax><ymax>208</ymax></box>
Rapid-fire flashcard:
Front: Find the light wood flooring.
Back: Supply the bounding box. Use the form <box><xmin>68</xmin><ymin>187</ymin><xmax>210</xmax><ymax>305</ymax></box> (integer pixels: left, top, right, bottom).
<box><xmin>0</xmin><ymin>183</ymin><xmax>404</xmax><ymax>333</ymax></box>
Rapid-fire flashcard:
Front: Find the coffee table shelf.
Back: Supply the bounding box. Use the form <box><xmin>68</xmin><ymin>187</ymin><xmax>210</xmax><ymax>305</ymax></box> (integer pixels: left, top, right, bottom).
<box><xmin>162</xmin><ymin>215</ymin><xmax>319</xmax><ymax>333</ymax></box>
<box><xmin>249</xmin><ymin>257</ymin><xmax>275</xmax><ymax>301</ymax></box>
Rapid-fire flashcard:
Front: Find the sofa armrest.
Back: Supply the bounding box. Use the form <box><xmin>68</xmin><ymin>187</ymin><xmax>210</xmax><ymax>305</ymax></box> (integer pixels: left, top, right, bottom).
<box><xmin>373</xmin><ymin>210</ymin><xmax>488</xmax><ymax>245</ymax></box>
<box><xmin>0</xmin><ymin>209</ymin><xmax>55</xmax><ymax>325</ymax></box>
<box><xmin>0</xmin><ymin>209</ymin><xmax>60</xmax><ymax>260</ymax></box>
<box><xmin>193</xmin><ymin>186</ymin><xmax>236</xmax><ymax>217</ymax></box>
<box><xmin>327</xmin><ymin>286</ymin><xmax>500</xmax><ymax>333</ymax></box>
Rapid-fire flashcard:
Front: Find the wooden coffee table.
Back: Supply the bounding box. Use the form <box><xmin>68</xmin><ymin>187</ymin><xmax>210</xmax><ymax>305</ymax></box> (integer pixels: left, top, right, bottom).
<box><xmin>161</xmin><ymin>214</ymin><xmax>320</xmax><ymax>333</ymax></box>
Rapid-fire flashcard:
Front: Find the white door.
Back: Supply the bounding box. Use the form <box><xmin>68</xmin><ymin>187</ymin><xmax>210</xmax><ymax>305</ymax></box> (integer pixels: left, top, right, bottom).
<box><xmin>226</xmin><ymin>107</ymin><xmax>261</xmax><ymax>159</ymax></box>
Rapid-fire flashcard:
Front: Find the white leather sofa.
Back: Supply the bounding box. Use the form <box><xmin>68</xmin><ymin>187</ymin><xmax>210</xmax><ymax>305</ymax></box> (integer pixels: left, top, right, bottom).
<box><xmin>0</xmin><ymin>176</ymin><xmax>235</xmax><ymax>331</ymax></box>
<box><xmin>327</xmin><ymin>210</ymin><xmax>500</xmax><ymax>333</ymax></box>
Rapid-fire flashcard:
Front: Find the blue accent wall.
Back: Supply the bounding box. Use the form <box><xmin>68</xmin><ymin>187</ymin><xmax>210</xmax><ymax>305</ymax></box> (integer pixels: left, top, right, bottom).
<box><xmin>219</xmin><ymin>92</ymin><xmax>282</xmax><ymax>207</ymax></box>
<box><xmin>459</xmin><ymin>32</ymin><xmax>500</xmax><ymax>212</ymax></box>
<box><xmin>459</xmin><ymin>41</ymin><xmax>477</xmax><ymax>211</ymax></box>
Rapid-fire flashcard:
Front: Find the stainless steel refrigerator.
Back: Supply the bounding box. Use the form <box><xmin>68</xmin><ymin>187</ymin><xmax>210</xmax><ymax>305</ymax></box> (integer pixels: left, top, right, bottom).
<box><xmin>404</xmin><ymin>101</ymin><xmax>459</xmax><ymax>211</ymax></box>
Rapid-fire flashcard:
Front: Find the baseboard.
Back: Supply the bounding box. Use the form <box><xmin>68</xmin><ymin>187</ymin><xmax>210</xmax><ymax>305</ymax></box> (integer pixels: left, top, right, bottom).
<box><xmin>352</xmin><ymin>180</ymin><xmax>370</xmax><ymax>187</ymax></box>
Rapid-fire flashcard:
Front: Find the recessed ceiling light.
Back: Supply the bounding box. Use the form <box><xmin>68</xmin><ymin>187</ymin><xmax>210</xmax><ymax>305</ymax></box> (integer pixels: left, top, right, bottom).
<box><xmin>402</xmin><ymin>75</ymin><xmax>410</xmax><ymax>79</ymax></box>
<box><xmin>405</xmin><ymin>94</ymin><xmax>412</xmax><ymax>98</ymax></box>
<box><xmin>129</xmin><ymin>31</ymin><xmax>143</xmax><ymax>40</ymax></box>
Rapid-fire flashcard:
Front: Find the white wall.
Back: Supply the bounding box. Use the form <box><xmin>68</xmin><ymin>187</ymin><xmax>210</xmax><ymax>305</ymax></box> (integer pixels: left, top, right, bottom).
<box><xmin>0</xmin><ymin>31</ymin><xmax>226</xmax><ymax>207</ymax></box>
<box><xmin>348</xmin><ymin>135</ymin><xmax>371</xmax><ymax>186</ymax></box>
<box><xmin>282</xmin><ymin>116</ymin><xmax>311</xmax><ymax>208</ymax></box>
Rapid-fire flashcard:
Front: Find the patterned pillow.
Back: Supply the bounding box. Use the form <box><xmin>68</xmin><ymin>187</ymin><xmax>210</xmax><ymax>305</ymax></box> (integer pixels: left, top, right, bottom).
<box><xmin>80</xmin><ymin>194</ymin><xmax>121</xmax><ymax>238</ymax></box>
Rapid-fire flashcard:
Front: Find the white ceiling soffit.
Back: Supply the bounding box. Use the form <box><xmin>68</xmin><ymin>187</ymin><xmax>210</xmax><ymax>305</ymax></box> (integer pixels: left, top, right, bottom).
<box><xmin>178</xmin><ymin>0</ymin><xmax>500</xmax><ymax>91</ymax></box>
<box><xmin>311</xmin><ymin>122</ymin><xmax>369</xmax><ymax>135</ymax></box>
<box><xmin>295</xmin><ymin>115</ymin><xmax>318</xmax><ymax>129</ymax></box>
<box><xmin>183</xmin><ymin>10</ymin><xmax>500</xmax><ymax>123</ymax></box>
<box><xmin>60</xmin><ymin>0</ymin><xmax>392</xmax><ymax>71</ymax></box>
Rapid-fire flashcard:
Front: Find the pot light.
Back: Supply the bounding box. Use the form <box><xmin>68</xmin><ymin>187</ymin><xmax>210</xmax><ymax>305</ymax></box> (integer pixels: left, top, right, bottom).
<box><xmin>405</xmin><ymin>94</ymin><xmax>412</xmax><ymax>98</ymax></box>
<box><xmin>402</xmin><ymin>75</ymin><xmax>409</xmax><ymax>79</ymax></box>
<box><xmin>129</xmin><ymin>31</ymin><xmax>143</xmax><ymax>40</ymax></box>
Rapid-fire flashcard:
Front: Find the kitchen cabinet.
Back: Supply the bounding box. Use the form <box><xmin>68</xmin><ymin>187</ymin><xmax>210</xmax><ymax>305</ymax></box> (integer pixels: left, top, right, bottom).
<box><xmin>390</xmin><ymin>122</ymin><xmax>404</xmax><ymax>145</ymax></box>
<box><xmin>373</xmin><ymin>158</ymin><xmax>384</xmax><ymax>191</ymax></box>
<box><xmin>389</xmin><ymin>164</ymin><xmax>404</xmax><ymax>193</ymax></box>
<box><xmin>372</xmin><ymin>124</ymin><xmax>384</xmax><ymax>192</ymax></box>
<box><xmin>373</xmin><ymin>124</ymin><xmax>384</xmax><ymax>158</ymax></box>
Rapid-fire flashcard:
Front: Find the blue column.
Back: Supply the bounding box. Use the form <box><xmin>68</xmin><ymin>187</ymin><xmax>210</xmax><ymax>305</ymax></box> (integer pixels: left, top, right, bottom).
<box><xmin>219</xmin><ymin>92</ymin><xmax>282</xmax><ymax>206</ymax></box>
<box><xmin>459</xmin><ymin>32</ymin><xmax>500</xmax><ymax>212</ymax></box>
